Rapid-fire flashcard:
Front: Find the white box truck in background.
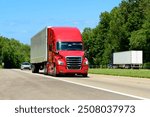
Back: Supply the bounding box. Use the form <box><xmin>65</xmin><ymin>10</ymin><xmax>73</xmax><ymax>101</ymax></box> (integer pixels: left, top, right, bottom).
<box><xmin>113</xmin><ymin>50</ymin><xmax>143</xmax><ymax>68</ymax></box>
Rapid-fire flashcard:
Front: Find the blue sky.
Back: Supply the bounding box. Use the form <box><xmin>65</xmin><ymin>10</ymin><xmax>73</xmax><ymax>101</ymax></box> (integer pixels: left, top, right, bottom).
<box><xmin>0</xmin><ymin>0</ymin><xmax>122</xmax><ymax>44</ymax></box>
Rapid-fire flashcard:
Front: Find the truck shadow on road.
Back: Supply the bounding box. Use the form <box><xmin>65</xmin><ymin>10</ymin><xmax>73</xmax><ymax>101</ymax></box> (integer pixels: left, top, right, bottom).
<box><xmin>38</xmin><ymin>72</ymin><xmax>90</xmax><ymax>79</ymax></box>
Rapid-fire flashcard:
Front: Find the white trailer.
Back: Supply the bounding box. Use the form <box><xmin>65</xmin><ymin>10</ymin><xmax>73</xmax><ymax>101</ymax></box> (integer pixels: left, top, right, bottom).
<box><xmin>113</xmin><ymin>50</ymin><xmax>143</xmax><ymax>68</ymax></box>
<box><xmin>30</xmin><ymin>27</ymin><xmax>48</xmax><ymax>64</ymax></box>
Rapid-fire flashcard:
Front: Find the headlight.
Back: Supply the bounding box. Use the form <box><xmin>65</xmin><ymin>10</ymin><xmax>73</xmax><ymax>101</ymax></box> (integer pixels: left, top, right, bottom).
<box><xmin>84</xmin><ymin>59</ymin><xmax>88</xmax><ymax>65</ymax></box>
<box><xmin>58</xmin><ymin>60</ymin><xmax>64</xmax><ymax>65</ymax></box>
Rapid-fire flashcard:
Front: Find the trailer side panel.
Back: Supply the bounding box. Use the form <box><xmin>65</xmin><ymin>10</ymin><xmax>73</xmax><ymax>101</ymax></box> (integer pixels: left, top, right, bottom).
<box><xmin>31</xmin><ymin>27</ymin><xmax>47</xmax><ymax>63</ymax></box>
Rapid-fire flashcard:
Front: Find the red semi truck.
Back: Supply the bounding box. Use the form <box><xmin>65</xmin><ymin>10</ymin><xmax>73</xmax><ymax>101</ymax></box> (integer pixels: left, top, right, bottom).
<box><xmin>30</xmin><ymin>26</ymin><xmax>88</xmax><ymax>77</ymax></box>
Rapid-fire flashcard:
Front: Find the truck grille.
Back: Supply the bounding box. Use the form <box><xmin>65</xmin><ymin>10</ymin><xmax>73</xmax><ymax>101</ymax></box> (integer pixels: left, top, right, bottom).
<box><xmin>66</xmin><ymin>56</ymin><xmax>82</xmax><ymax>69</ymax></box>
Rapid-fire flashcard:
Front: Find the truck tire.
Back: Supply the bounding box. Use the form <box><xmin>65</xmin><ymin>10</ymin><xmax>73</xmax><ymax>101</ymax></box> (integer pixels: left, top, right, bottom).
<box><xmin>32</xmin><ymin>65</ymin><xmax>36</xmax><ymax>73</ymax></box>
<box><xmin>53</xmin><ymin>66</ymin><xmax>59</xmax><ymax>77</ymax></box>
<box><xmin>32</xmin><ymin>64</ymin><xmax>39</xmax><ymax>73</ymax></box>
<box><xmin>44</xmin><ymin>64</ymin><xmax>48</xmax><ymax>75</ymax></box>
<box><xmin>82</xmin><ymin>74</ymin><xmax>88</xmax><ymax>77</ymax></box>
<box><xmin>35</xmin><ymin>65</ymin><xmax>39</xmax><ymax>73</ymax></box>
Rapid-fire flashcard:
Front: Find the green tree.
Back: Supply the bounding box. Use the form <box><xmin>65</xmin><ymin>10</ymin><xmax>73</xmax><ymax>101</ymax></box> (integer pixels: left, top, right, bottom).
<box><xmin>82</xmin><ymin>28</ymin><xmax>96</xmax><ymax>65</ymax></box>
<box><xmin>129</xmin><ymin>0</ymin><xmax>150</xmax><ymax>60</ymax></box>
<box><xmin>82</xmin><ymin>0</ymin><xmax>150</xmax><ymax>66</ymax></box>
<box><xmin>0</xmin><ymin>36</ymin><xmax>30</xmax><ymax>68</ymax></box>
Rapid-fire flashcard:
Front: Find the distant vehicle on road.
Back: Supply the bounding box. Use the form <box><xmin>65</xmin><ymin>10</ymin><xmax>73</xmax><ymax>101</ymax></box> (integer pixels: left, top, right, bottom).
<box><xmin>113</xmin><ymin>50</ymin><xmax>143</xmax><ymax>69</ymax></box>
<box><xmin>21</xmin><ymin>62</ymin><xmax>31</xmax><ymax>70</ymax></box>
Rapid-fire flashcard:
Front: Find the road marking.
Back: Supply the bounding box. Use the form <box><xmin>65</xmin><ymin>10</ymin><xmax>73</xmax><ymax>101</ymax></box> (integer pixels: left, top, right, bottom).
<box><xmin>15</xmin><ymin>69</ymin><xmax>149</xmax><ymax>100</ymax></box>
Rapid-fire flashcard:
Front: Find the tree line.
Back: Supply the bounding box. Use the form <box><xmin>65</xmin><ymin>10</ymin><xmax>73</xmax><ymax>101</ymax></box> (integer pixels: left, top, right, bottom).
<box><xmin>0</xmin><ymin>36</ymin><xmax>30</xmax><ymax>68</ymax></box>
<box><xmin>1</xmin><ymin>0</ymin><xmax>150</xmax><ymax>68</ymax></box>
<box><xmin>82</xmin><ymin>0</ymin><xmax>150</xmax><ymax>67</ymax></box>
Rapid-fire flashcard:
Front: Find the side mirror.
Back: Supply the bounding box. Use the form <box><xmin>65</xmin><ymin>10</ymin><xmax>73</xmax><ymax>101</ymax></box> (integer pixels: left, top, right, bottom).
<box><xmin>55</xmin><ymin>51</ymin><xmax>59</xmax><ymax>54</ymax></box>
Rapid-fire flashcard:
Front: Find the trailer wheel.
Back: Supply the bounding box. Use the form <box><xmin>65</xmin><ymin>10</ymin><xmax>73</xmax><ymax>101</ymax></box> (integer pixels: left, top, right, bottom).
<box><xmin>32</xmin><ymin>64</ymin><xmax>39</xmax><ymax>73</ymax></box>
<box><xmin>44</xmin><ymin>64</ymin><xmax>48</xmax><ymax>75</ymax></box>
<box><xmin>32</xmin><ymin>65</ymin><xmax>36</xmax><ymax>73</ymax></box>
<box><xmin>35</xmin><ymin>65</ymin><xmax>39</xmax><ymax>73</ymax></box>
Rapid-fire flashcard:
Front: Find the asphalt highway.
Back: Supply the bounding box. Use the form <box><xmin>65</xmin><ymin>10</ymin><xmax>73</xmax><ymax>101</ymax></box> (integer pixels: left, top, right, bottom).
<box><xmin>0</xmin><ymin>69</ymin><xmax>149</xmax><ymax>100</ymax></box>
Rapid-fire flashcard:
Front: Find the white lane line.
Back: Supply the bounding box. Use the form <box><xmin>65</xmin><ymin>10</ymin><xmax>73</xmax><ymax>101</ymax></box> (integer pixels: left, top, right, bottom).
<box><xmin>15</xmin><ymin>69</ymin><xmax>149</xmax><ymax>100</ymax></box>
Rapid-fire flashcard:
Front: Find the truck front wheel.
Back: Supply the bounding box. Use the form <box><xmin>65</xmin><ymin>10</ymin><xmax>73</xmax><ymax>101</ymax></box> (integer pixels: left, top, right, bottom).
<box><xmin>82</xmin><ymin>74</ymin><xmax>88</xmax><ymax>77</ymax></box>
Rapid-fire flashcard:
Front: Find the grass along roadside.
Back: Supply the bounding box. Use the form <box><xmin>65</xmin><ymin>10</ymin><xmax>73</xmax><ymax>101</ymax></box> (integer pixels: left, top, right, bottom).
<box><xmin>89</xmin><ymin>68</ymin><xmax>150</xmax><ymax>79</ymax></box>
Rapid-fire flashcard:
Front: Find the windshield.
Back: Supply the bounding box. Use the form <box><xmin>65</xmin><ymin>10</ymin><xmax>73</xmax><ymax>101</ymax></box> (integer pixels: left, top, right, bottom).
<box><xmin>22</xmin><ymin>62</ymin><xmax>30</xmax><ymax>65</ymax></box>
<box><xmin>57</xmin><ymin>42</ymin><xmax>83</xmax><ymax>51</ymax></box>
